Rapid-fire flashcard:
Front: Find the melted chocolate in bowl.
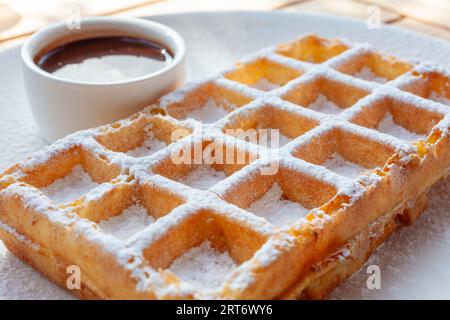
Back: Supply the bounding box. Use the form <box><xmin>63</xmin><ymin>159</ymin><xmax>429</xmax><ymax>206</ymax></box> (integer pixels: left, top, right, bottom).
<box><xmin>35</xmin><ymin>36</ymin><xmax>173</xmax><ymax>83</ymax></box>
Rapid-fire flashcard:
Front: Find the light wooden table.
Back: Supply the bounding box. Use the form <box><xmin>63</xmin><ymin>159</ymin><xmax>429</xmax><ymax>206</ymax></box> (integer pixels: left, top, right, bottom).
<box><xmin>0</xmin><ymin>0</ymin><xmax>449</xmax><ymax>48</ymax></box>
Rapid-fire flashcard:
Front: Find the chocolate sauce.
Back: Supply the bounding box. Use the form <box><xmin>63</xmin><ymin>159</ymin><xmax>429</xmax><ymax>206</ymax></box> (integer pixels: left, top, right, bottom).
<box><xmin>35</xmin><ymin>36</ymin><xmax>173</xmax><ymax>83</ymax></box>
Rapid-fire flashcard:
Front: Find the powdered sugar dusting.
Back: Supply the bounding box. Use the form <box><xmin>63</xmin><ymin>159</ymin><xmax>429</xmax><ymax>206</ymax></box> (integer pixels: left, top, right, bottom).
<box><xmin>179</xmin><ymin>166</ymin><xmax>226</xmax><ymax>190</ymax></box>
<box><xmin>252</xmin><ymin>78</ymin><xmax>280</xmax><ymax>91</ymax></box>
<box><xmin>309</xmin><ymin>94</ymin><xmax>343</xmax><ymax>114</ymax></box>
<box><xmin>41</xmin><ymin>165</ymin><xmax>99</xmax><ymax>205</ymax></box>
<box><xmin>185</xmin><ymin>99</ymin><xmax>231</xmax><ymax>123</ymax></box>
<box><xmin>322</xmin><ymin>153</ymin><xmax>366</xmax><ymax>179</ymax></box>
<box><xmin>99</xmin><ymin>205</ymin><xmax>155</xmax><ymax>240</ymax></box>
<box><xmin>0</xmin><ymin>249</ymin><xmax>74</xmax><ymax>300</ymax></box>
<box><xmin>376</xmin><ymin>113</ymin><xmax>425</xmax><ymax>141</ymax></box>
<box><xmin>331</xmin><ymin>177</ymin><xmax>450</xmax><ymax>299</ymax></box>
<box><xmin>0</xmin><ymin>222</ymin><xmax>39</xmax><ymax>251</ymax></box>
<box><xmin>247</xmin><ymin>183</ymin><xmax>309</xmax><ymax>228</ymax></box>
<box><xmin>126</xmin><ymin>132</ymin><xmax>167</xmax><ymax>158</ymax></box>
<box><xmin>354</xmin><ymin>67</ymin><xmax>388</xmax><ymax>83</ymax></box>
<box><xmin>168</xmin><ymin>241</ymin><xmax>236</xmax><ymax>290</ymax></box>
<box><xmin>0</xmin><ymin>15</ymin><xmax>448</xmax><ymax>300</ymax></box>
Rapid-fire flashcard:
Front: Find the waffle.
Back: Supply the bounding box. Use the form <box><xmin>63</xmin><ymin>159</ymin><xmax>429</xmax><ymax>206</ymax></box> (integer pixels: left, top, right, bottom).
<box><xmin>0</xmin><ymin>34</ymin><xmax>449</xmax><ymax>299</ymax></box>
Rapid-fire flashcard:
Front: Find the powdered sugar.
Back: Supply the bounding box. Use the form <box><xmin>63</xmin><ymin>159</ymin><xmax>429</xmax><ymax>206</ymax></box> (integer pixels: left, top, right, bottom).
<box><xmin>322</xmin><ymin>153</ymin><xmax>366</xmax><ymax>179</ymax></box>
<box><xmin>309</xmin><ymin>94</ymin><xmax>343</xmax><ymax>114</ymax></box>
<box><xmin>179</xmin><ymin>166</ymin><xmax>226</xmax><ymax>190</ymax></box>
<box><xmin>247</xmin><ymin>183</ymin><xmax>309</xmax><ymax>228</ymax></box>
<box><xmin>0</xmin><ymin>222</ymin><xmax>39</xmax><ymax>252</ymax></box>
<box><xmin>0</xmin><ymin>249</ymin><xmax>74</xmax><ymax>300</ymax></box>
<box><xmin>126</xmin><ymin>132</ymin><xmax>167</xmax><ymax>158</ymax></box>
<box><xmin>168</xmin><ymin>241</ymin><xmax>236</xmax><ymax>290</ymax></box>
<box><xmin>332</xmin><ymin>177</ymin><xmax>450</xmax><ymax>299</ymax></box>
<box><xmin>354</xmin><ymin>67</ymin><xmax>388</xmax><ymax>84</ymax></box>
<box><xmin>0</xmin><ymin>13</ymin><xmax>448</xmax><ymax>300</ymax></box>
<box><xmin>41</xmin><ymin>165</ymin><xmax>99</xmax><ymax>205</ymax></box>
<box><xmin>98</xmin><ymin>205</ymin><xmax>155</xmax><ymax>240</ymax></box>
<box><xmin>185</xmin><ymin>99</ymin><xmax>231</xmax><ymax>123</ymax></box>
<box><xmin>252</xmin><ymin>78</ymin><xmax>280</xmax><ymax>91</ymax></box>
<box><xmin>376</xmin><ymin>113</ymin><xmax>425</xmax><ymax>141</ymax></box>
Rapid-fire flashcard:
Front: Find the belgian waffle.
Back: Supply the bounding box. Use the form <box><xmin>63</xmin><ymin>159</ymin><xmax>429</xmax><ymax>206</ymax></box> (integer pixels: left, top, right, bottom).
<box><xmin>0</xmin><ymin>34</ymin><xmax>449</xmax><ymax>299</ymax></box>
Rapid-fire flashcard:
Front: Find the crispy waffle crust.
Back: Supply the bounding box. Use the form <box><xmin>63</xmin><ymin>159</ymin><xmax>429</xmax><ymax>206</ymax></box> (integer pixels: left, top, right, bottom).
<box><xmin>0</xmin><ymin>34</ymin><xmax>449</xmax><ymax>299</ymax></box>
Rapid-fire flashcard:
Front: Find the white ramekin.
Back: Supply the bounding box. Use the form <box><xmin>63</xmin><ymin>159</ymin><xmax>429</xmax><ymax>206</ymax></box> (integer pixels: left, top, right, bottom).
<box><xmin>21</xmin><ymin>16</ymin><xmax>186</xmax><ymax>142</ymax></box>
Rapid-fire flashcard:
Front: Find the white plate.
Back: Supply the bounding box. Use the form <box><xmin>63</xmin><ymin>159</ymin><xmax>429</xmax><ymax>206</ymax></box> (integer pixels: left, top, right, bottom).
<box><xmin>0</xmin><ymin>11</ymin><xmax>449</xmax><ymax>300</ymax></box>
